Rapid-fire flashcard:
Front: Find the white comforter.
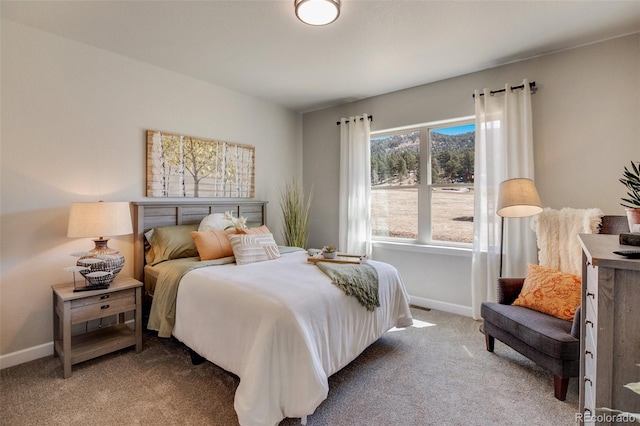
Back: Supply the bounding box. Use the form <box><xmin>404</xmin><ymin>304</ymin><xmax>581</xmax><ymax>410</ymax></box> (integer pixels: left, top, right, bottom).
<box><xmin>172</xmin><ymin>250</ymin><xmax>413</xmax><ymax>426</ymax></box>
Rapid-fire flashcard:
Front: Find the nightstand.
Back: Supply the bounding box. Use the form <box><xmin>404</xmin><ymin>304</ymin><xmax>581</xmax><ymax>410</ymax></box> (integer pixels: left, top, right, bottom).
<box><xmin>52</xmin><ymin>276</ymin><xmax>143</xmax><ymax>378</ymax></box>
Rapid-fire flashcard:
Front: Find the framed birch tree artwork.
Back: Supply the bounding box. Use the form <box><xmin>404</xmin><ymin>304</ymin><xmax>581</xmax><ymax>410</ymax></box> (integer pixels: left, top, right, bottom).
<box><xmin>146</xmin><ymin>130</ymin><xmax>255</xmax><ymax>198</ymax></box>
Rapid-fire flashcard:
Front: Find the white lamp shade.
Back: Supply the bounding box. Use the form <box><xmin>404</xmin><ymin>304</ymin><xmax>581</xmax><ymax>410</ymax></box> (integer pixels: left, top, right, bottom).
<box><xmin>295</xmin><ymin>0</ymin><xmax>340</xmax><ymax>26</ymax></box>
<box><xmin>67</xmin><ymin>201</ymin><xmax>133</xmax><ymax>238</ymax></box>
<box><xmin>497</xmin><ymin>178</ymin><xmax>543</xmax><ymax>218</ymax></box>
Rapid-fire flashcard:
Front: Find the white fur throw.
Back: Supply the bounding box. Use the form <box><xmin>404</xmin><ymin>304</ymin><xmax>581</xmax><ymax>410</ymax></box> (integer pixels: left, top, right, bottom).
<box><xmin>530</xmin><ymin>207</ymin><xmax>603</xmax><ymax>275</ymax></box>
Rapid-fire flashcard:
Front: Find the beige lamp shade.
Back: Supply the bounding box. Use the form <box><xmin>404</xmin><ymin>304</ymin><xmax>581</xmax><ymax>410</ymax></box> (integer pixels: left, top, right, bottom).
<box><xmin>67</xmin><ymin>201</ymin><xmax>133</xmax><ymax>238</ymax></box>
<box><xmin>67</xmin><ymin>201</ymin><xmax>132</xmax><ymax>288</ymax></box>
<box><xmin>497</xmin><ymin>178</ymin><xmax>543</xmax><ymax>218</ymax></box>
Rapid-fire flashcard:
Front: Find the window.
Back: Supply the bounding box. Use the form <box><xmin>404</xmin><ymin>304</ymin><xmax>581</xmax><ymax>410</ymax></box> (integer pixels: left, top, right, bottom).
<box><xmin>370</xmin><ymin>118</ymin><xmax>475</xmax><ymax>245</ymax></box>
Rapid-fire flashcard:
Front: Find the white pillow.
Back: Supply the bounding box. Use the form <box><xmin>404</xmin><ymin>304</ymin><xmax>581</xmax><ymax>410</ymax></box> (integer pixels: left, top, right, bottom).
<box><xmin>228</xmin><ymin>233</ymin><xmax>281</xmax><ymax>265</ymax></box>
<box><xmin>198</xmin><ymin>213</ymin><xmax>233</xmax><ymax>232</ymax></box>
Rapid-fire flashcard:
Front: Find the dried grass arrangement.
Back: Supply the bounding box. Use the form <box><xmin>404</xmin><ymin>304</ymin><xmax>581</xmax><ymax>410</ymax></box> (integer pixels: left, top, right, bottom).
<box><xmin>280</xmin><ymin>179</ymin><xmax>312</xmax><ymax>249</ymax></box>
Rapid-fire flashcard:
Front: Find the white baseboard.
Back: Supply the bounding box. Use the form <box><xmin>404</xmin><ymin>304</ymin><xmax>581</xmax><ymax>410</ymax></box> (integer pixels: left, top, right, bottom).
<box><xmin>0</xmin><ymin>342</ymin><xmax>53</xmax><ymax>370</ymax></box>
<box><xmin>0</xmin><ymin>304</ymin><xmax>471</xmax><ymax>370</ymax></box>
<box><xmin>410</xmin><ymin>295</ymin><xmax>473</xmax><ymax>318</ymax></box>
<box><xmin>1</xmin><ymin>319</ymin><xmax>136</xmax><ymax>369</ymax></box>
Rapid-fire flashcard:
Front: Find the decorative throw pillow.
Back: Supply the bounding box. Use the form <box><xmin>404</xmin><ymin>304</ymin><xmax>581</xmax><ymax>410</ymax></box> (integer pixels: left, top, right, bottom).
<box><xmin>191</xmin><ymin>230</ymin><xmax>235</xmax><ymax>261</ymax></box>
<box><xmin>228</xmin><ymin>233</ymin><xmax>281</xmax><ymax>265</ymax></box>
<box><xmin>236</xmin><ymin>225</ymin><xmax>271</xmax><ymax>235</ymax></box>
<box><xmin>146</xmin><ymin>223</ymin><xmax>199</xmax><ymax>265</ymax></box>
<box><xmin>512</xmin><ymin>264</ymin><xmax>582</xmax><ymax>321</ymax></box>
<box><xmin>198</xmin><ymin>213</ymin><xmax>233</xmax><ymax>232</ymax></box>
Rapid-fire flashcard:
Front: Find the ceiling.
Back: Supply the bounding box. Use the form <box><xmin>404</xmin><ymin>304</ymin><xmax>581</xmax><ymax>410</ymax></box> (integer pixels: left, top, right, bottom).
<box><xmin>2</xmin><ymin>1</ymin><xmax>640</xmax><ymax>113</ymax></box>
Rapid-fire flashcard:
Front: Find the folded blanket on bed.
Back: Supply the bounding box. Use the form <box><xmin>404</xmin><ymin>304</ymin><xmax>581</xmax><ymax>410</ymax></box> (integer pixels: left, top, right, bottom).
<box><xmin>148</xmin><ymin>256</ymin><xmax>235</xmax><ymax>337</ymax></box>
<box><xmin>315</xmin><ymin>262</ymin><xmax>380</xmax><ymax>311</ymax></box>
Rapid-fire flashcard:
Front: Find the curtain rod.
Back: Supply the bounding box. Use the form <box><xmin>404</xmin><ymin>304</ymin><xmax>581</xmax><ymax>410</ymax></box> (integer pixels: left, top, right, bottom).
<box><xmin>336</xmin><ymin>115</ymin><xmax>374</xmax><ymax>126</ymax></box>
<box><xmin>472</xmin><ymin>81</ymin><xmax>537</xmax><ymax>98</ymax></box>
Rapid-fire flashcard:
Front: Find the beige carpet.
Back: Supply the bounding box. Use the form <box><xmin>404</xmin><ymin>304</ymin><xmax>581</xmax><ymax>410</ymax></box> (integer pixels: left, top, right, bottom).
<box><xmin>0</xmin><ymin>308</ymin><xmax>578</xmax><ymax>425</ymax></box>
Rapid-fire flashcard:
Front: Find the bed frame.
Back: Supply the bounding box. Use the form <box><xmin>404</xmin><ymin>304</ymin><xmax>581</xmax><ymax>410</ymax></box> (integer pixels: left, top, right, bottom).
<box><xmin>131</xmin><ymin>200</ymin><xmax>268</xmax><ymax>283</ymax></box>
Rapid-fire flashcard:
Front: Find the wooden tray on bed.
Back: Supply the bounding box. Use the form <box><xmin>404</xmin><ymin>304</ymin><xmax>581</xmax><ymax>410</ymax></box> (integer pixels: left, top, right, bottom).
<box><xmin>307</xmin><ymin>253</ymin><xmax>367</xmax><ymax>264</ymax></box>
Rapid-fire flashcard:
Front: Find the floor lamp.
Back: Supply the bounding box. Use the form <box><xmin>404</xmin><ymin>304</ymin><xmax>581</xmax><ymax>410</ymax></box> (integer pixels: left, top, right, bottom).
<box><xmin>496</xmin><ymin>178</ymin><xmax>543</xmax><ymax>277</ymax></box>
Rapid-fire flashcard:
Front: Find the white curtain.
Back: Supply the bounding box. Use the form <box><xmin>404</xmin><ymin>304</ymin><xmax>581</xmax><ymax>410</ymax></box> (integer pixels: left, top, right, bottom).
<box><xmin>339</xmin><ymin>114</ymin><xmax>372</xmax><ymax>255</ymax></box>
<box><xmin>471</xmin><ymin>79</ymin><xmax>538</xmax><ymax>319</ymax></box>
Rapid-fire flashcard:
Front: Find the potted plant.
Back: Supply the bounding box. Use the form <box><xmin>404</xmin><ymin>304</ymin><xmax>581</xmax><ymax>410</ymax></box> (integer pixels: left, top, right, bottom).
<box><xmin>322</xmin><ymin>245</ymin><xmax>338</xmax><ymax>259</ymax></box>
<box><xmin>620</xmin><ymin>160</ymin><xmax>640</xmax><ymax>232</ymax></box>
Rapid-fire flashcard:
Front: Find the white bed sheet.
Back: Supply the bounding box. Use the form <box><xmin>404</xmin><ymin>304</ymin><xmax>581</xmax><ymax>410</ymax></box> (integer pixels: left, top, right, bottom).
<box><xmin>173</xmin><ymin>250</ymin><xmax>413</xmax><ymax>426</ymax></box>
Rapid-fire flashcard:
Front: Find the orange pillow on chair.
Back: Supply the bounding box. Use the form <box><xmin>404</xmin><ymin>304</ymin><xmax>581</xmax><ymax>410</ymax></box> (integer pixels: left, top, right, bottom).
<box><xmin>512</xmin><ymin>264</ymin><xmax>581</xmax><ymax>321</ymax></box>
<box><xmin>190</xmin><ymin>230</ymin><xmax>235</xmax><ymax>260</ymax></box>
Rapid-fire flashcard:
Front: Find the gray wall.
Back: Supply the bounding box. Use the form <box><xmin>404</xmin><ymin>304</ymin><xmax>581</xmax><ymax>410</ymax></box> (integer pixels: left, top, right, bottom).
<box><xmin>302</xmin><ymin>34</ymin><xmax>640</xmax><ymax>313</ymax></box>
<box><xmin>0</xmin><ymin>20</ymin><xmax>302</xmax><ymax>362</ymax></box>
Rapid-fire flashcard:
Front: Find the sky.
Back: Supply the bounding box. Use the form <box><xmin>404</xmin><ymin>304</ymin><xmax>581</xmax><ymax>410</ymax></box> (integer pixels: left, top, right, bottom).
<box><xmin>432</xmin><ymin>123</ymin><xmax>475</xmax><ymax>135</ymax></box>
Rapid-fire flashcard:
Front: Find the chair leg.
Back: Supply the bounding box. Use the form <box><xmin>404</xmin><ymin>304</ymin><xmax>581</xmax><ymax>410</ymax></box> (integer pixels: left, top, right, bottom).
<box><xmin>485</xmin><ymin>333</ymin><xmax>495</xmax><ymax>352</ymax></box>
<box><xmin>553</xmin><ymin>376</ymin><xmax>569</xmax><ymax>401</ymax></box>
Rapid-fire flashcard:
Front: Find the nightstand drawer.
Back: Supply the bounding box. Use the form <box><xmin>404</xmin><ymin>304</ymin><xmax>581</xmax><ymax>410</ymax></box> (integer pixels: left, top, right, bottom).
<box><xmin>70</xmin><ymin>293</ymin><xmax>135</xmax><ymax>324</ymax></box>
<box><xmin>70</xmin><ymin>288</ymin><xmax>135</xmax><ymax>308</ymax></box>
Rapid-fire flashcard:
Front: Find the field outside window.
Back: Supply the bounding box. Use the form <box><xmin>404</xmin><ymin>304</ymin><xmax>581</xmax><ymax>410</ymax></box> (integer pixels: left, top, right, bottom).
<box><xmin>371</xmin><ymin>120</ymin><xmax>475</xmax><ymax>245</ymax></box>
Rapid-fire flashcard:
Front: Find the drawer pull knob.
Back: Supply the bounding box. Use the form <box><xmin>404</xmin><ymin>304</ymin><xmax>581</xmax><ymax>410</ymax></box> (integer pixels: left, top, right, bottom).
<box><xmin>585</xmin><ymin>350</ymin><xmax>593</xmax><ymax>358</ymax></box>
<box><xmin>585</xmin><ymin>320</ymin><xmax>594</xmax><ymax>328</ymax></box>
<box><xmin>586</xmin><ymin>292</ymin><xmax>595</xmax><ymax>299</ymax></box>
<box><xmin>100</xmin><ymin>295</ymin><xmax>110</xmax><ymax>300</ymax></box>
<box><xmin>100</xmin><ymin>304</ymin><xmax>110</xmax><ymax>310</ymax></box>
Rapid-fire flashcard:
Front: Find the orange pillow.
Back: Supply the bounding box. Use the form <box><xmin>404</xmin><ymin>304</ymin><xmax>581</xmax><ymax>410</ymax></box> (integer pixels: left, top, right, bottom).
<box><xmin>190</xmin><ymin>230</ymin><xmax>235</xmax><ymax>261</ymax></box>
<box><xmin>512</xmin><ymin>264</ymin><xmax>581</xmax><ymax>321</ymax></box>
<box><xmin>237</xmin><ymin>225</ymin><xmax>271</xmax><ymax>235</ymax></box>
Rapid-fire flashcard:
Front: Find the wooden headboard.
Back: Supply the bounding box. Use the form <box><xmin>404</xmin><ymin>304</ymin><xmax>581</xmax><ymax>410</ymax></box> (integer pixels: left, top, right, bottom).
<box><xmin>131</xmin><ymin>200</ymin><xmax>267</xmax><ymax>281</ymax></box>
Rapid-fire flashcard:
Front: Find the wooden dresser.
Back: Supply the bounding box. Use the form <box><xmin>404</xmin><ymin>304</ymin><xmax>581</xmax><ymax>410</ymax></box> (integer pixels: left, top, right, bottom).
<box><xmin>578</xmin><ymin>234</ymin><xmax>640</xmax><ymax>425</ymax></box>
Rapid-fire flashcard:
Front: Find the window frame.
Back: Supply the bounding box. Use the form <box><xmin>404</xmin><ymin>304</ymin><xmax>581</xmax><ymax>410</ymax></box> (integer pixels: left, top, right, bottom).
<box><xmin>370</xmin><ymin>115</ymin><xmax>475</xmax><ymax>248</ymax></box>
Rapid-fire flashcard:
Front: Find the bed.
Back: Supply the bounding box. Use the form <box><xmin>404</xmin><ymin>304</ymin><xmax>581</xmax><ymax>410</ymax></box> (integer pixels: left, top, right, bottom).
<box><xmin>132</xmin><ymin>201</ymin><xmax>413</xmax><ymax>426</ymax></box>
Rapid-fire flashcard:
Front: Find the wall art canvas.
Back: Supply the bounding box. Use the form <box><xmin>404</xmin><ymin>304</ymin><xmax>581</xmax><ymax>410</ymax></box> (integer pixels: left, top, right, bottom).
<box><xmin>146</xmin><ymin>130</ymin><xmax>255</xmax><ymax>198</ymax></box>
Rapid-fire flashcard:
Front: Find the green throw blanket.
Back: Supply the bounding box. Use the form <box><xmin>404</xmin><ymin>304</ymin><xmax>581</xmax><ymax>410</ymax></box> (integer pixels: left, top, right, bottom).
<box><xmin>315</xmin><ymin>262</ymin><xmax>380</xmax><ymax>311</ymax></box>
<box><xmin>147</xmin><ymin>256</ymin><xmax>234</xmax><ymax>337</ymax></box>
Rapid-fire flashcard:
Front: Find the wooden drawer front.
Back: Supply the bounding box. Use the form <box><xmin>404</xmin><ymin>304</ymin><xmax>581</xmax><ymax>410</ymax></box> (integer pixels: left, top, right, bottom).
<box><xmin>583</xmin><ymin>382</ymin><xmax>596</xmax><ymax>422</ymax></box>
<box><xmin>585</xmin><ymin>265</ymin><xmax>598</xmax><ymax>308</ymax></box>
<box><xmin>71</xmin><ymin>295</ymin><xmax>135</xmax><ymax>324</ymax></box>
<box><xmin>584</xmin><ymin>325</ymin><xmax>596</xmax><ymax>369</ymax></box>
<box><xmin>585</xmin><ymin>296</ymin><xmax>597</xmax><ymax>337</ymax></box>
<box><xmin>71</xmin><ymin>289</ymin><xmax>134</xmax><ymax>308</ymax></box>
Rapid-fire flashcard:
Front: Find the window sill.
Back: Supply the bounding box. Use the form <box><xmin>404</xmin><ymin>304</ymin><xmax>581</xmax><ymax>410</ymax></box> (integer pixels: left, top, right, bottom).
<box><xmin>372</xmin><ymin>240</ymin><xmax>472</xmax><ymax>258</ymax></box>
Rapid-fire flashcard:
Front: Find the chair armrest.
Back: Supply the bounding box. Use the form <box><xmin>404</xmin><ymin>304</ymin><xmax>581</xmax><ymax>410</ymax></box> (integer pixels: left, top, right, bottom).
<box><xmin>570</xmin><ymin>306</ymin><xmax>581</xmax><ymax>339</ymax></box>
<box><xmin>497</xmin><ymin>278</ymin><xmax>525</xmax><ymax>305</ymax></box>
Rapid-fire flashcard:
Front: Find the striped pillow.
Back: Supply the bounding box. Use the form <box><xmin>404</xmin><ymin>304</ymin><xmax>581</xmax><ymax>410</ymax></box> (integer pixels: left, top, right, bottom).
<box><xmin>228</xmin><ymin>233</ymin><xmax>281</xmax><ymax>265</ymax></box>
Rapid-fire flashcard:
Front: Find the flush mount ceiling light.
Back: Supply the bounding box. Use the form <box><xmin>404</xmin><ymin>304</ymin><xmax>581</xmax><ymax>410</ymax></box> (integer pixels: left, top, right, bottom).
<box><xmin>295</xmin><ymin>0</ymin><xmax>340</xmax><ymax>26</ymax></box>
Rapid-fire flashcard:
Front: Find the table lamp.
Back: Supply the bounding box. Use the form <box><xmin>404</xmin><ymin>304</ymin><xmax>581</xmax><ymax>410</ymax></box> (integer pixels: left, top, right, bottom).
<box><xmin>67</xmin><ymin>201</ymin><xmax>133</xmax><ymax>288</ymax></box>
<box><xmin>497</xmin><ymin>178</ymin><xmax>543</xmax><ymax>277</ymax></box>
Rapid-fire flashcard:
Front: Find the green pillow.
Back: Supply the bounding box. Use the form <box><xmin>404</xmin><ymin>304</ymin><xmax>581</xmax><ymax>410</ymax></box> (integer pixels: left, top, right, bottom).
<box><xmin>146</xmin><ymin>223</ymin><xmax>199</xmax><ymax>265</ymax></box>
